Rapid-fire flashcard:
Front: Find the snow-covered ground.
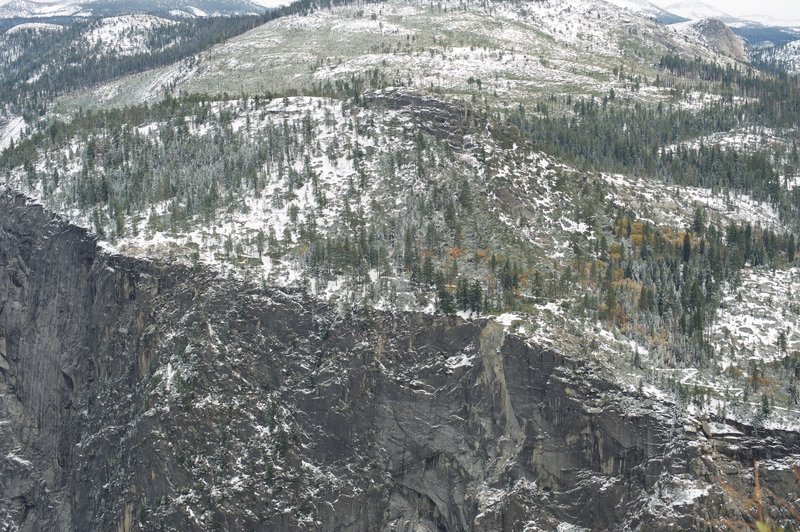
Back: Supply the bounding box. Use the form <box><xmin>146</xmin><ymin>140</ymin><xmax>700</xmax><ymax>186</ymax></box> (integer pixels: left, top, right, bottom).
<box><xmin>603</xmin><ymin>0</ymin><xmax>670</xmax><ymax>19</ymax></box>
<box><xmin>761</xmin><ymin>39</ymin><xmax>800</xmax><ymax>74</ymax></box>
<box><xmin>667</xmin><ymin>126</ymin><xmax>787</xmax><ymax>153</ymax></box>
<box><xmin>675</xmin><ymin>91</ymin><xmax>753</xmax><ymax>112</ymax></box>
<box><xmin>0</xmin><ymin>115</ymin><xmax>25</xmax><ymax>151</ymax></box>
<box><xmin>59</xmin><ymin>0</ymin><xmax>733</xmax><ymax>111</ymax></box>
<box><xmin>84</xmin><ymin>15</ymin><xmax>176</xmax><ymax>57</ymax></box>
<box><xmin>602</xmin><ymin>172</ymin><xmax>785</xmax><ymax>231</ymax></box>
<box><xmin>0</xmin><ymin>0</ymin><xmax>87</xmax><ymax>18</ymax></box>
<box><xmin>713</xmin><ymin>267</ymin><xmax>800</xmax><ymax>367</ymax></box>
<box><xmin>4</xmin><ymin>22</ymin><xmax>62</xmax><ymax>33</ymax></box>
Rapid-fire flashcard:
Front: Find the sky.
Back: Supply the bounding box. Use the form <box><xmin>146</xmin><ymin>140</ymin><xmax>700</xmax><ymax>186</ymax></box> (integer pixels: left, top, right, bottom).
<box><xmin>651</xmin><ymin>0</ymin><xmax>800</xmax><ymax>22</ymax></box>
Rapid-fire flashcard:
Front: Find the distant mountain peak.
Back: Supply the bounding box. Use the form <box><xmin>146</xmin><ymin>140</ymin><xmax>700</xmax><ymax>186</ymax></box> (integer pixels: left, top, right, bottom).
<box><xmin>602</xmin><ymin>0</ymin><xmax>687</xmax><ymax>24</ymax></box>
<box><xmin>662</xmin><ymin>0</ymin><xmax>735</xmax><ymax>22</ymax></box>
<box><xmin>737</xmin><ymin>13</ymin><xmax>800</xmax><ymax>29</ymax></box>
<box><xmin>604</xmin><ymin>0</ymin><xmax>668</xmax><ymax>16</ymax></box>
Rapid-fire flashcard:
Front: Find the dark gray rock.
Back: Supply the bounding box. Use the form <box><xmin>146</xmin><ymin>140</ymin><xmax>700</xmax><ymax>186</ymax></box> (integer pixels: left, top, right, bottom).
<box><xmin>1</xmin><ymin>192</ymin><xmax>798</xmax><ymax>531</ymax></box>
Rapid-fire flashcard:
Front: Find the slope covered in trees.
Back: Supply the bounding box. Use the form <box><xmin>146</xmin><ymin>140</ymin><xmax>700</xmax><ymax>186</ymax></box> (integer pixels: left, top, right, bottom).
<box><xmin>506</xmin><ymin>54</ymin><xmax>800</xmax><ymax>229</ymax></box>
<box><xmin>0</xmin><ymin>0</ymin><xmax>378</xmax><ymax>115</ymax></box>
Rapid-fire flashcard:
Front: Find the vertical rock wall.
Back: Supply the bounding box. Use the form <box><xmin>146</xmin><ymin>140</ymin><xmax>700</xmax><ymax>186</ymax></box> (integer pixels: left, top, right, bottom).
<box><xmin>1</xmin><ymin>193</ymin><xmax>799</xmax><ymax>531</ymax></box>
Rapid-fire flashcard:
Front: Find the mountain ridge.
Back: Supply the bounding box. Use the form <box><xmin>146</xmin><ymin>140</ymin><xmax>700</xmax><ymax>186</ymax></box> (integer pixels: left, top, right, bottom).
<box><xmin>0</xmin><ymin>0</ymin><xmax>269</xmax><ymax>18</ymax></box>
<box><xmin>661</xmin><ymin>0</ymin><xmax>735</xmax><ymax>22</ymax></box>
<box><xmin>603</xmin><ymin>0</ymin><xmax>685</xmax><ymax>22</ymax></box>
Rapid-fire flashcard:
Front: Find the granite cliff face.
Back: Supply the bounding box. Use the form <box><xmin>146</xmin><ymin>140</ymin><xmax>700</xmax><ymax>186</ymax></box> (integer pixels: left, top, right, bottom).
<box><xmin>1</xmin><ymin>192</ymin><xmax>799</xmax><ymax>530</ymax></box>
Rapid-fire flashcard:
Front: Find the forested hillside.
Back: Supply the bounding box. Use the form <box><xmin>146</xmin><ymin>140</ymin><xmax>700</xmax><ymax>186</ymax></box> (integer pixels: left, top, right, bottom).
<box><xmin>0</xmin><ymin>0</ymin><xmax>371</xmax><ymax>115</ymax></box>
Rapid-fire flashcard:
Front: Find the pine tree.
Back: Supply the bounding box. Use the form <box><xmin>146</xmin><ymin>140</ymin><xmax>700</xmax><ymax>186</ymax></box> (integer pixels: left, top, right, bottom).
<box><xmin>682</xmin><ymin>232</ymin><xmax>691</xmax><ymax>263</ymax></box>
<box><xmin>435</xmin><ymin>271</ymin><xmax>454</xmax><ymax>314</ymax></box>
<box><xmin>777</xmin><ymin>330</ymin><xmax>788</xmax><ymax>353</ymax></box>
<box><xmin>469</xmin><ymin>281</ymin><xmax>483</xmax><ymax>314</ymax></box>
<box><xmin>421</xmin><ymin>256</ymin><xmax>434</xmax><ymax>287</ymax></box>
<box><xmin>788</xmin><ymin>379</ymin><xmax>798</xmax><ymax>405</ymax></box>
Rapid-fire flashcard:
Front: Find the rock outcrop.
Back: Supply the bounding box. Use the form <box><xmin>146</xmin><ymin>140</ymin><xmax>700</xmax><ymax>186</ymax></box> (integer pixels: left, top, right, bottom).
<box><xmin>679</xmin><ymin>18</ymin><xmax>748</xmax><ymax>62</ymax></box>
<box><xmin>1</xmin><ymin>192</ymin><xmax>799</xmax><ymax>530</ymax></box>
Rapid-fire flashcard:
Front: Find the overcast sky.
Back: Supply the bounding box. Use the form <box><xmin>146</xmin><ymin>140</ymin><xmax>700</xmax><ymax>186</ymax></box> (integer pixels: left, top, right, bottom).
<box><xmin>652</xmin><ymin>0</ymin><xmax>800</xmax><ymax>22</ymax></box>
<box><xmin>1</xmin><ymin>0</ymin><xmax>800</xmax><ymax>23</ymax></box>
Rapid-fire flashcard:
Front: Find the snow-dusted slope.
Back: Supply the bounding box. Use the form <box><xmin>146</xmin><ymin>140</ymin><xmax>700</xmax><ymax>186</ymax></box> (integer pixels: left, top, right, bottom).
<box><xmin>759</xmin><ymin>39</ymin><xmax>800</xmax><ymax>73</ymax></box>
<box><xmin>0</xmin><ymin>114</ymin><xmax>25</xmax><ymax>150</ymax></box>
<box><xmin>603</xmin><ymin>0</ymin><xmax>682</xmax><ymax>22</ymax></box>
<box><xmin>0</xmin><ymin>0</ymin><xmax>85</xmax><ymax>17</ymax></box>
<box><xmin>84</xmin><ymin>15</ymin><xmax>175</xmax><ymax>56</ymax></box>
<box><xmin>4</xmin><ymin>20</ymin><xmax>61</xmax><ymax>32</ymax></box>
<box><xmin>61</xmin><ymin>0</ymin><xmax>736</xmax><ymax>111</ymax></box>
<box><xmin>4</xmin><ymin>92</ymin><xmax>600</xmax><ymax>293</ymax></box>
<box><xmin>776</xmin><ymin>39</ymin><xmax>800</xmax><ymax>72</ymax></box>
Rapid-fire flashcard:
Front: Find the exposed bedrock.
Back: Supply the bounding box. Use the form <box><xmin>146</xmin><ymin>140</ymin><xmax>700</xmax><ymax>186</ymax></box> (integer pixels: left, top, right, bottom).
<box><xmin>1</xmin><ymin>192</ymin><xmax>798</xmax><ymax>531</ymax></box>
